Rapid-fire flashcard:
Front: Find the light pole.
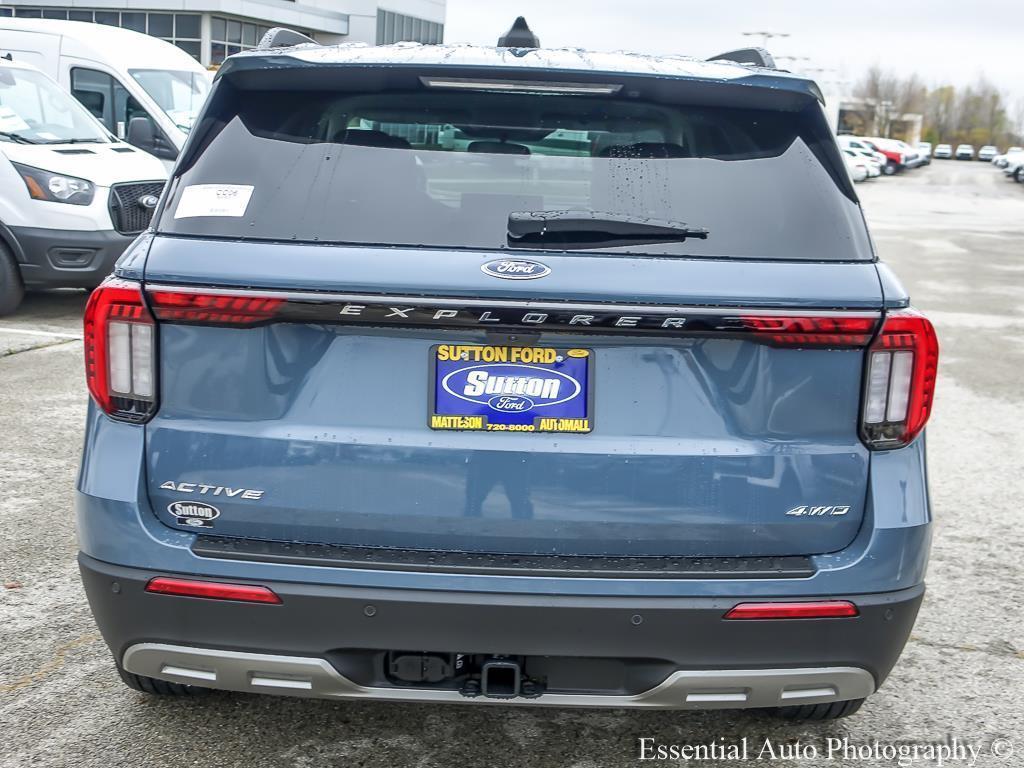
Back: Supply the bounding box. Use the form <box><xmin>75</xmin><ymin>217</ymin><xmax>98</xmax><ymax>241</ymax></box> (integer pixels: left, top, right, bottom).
<box><xmin>741</xmin><ymin>31</ymin><xmax>790</xmax><ymax>49</ymax></box>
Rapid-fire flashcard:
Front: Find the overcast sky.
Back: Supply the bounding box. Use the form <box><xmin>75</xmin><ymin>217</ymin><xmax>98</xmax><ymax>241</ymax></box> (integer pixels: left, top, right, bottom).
<box><xmin>445</xmin><ymin>0</ymin><xmax>1024</xmax><ymax>114</ymax></box>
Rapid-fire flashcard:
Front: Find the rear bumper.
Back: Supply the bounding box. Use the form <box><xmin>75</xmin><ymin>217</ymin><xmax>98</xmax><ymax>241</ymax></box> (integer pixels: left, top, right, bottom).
<box><xmin>81</xmin><ymin>553</ymin><xmax>923</xmax><ymax>709</ymax></box>
<box><xmin>8</xmin><ymin>226</ymin><xmax>132</xmax><ymax>288</ymax></box>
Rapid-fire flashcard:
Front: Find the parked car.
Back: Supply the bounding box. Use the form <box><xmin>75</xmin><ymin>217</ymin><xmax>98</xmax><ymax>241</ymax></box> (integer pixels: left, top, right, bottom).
<box><xmin>843</xmin><ymin>148</ymin><xmax>871</xmax><ymax>180</ymax></box>
<box><xmin>839</xmin><ymin>144</ymin><xmax>882</xmax><ymax>176</ymax></box>
<box><xmin>933</xmin><ymin>143</ymin><xmax>953</xmax><ymax>159</ymax></box>
<box><xmin>992</xmin><ymin>147</ymin><xmax>1021</xmax><ymax>168</ymax></box>
<box><xmin>955</xmin><ymin>144</ymin><xmax>975</xmax><ymax>160</ymax></box>
<box><xmin>861</xmin><ymin>155</ymin><xmax>883</xmax><ymax>177</ymax></box>
<box><xmin>862</xmin><ymin>137</ymin><xmax>910</xmax><ymax>174</ymax></box>
<box><xmin>0</xmin><ymin>55</ymin><xmax>167</xmax><ymax>314</ymax></box>
<box><xmin>0</xmin><ymin>18</ymin><xmax>212</xmax><ymax>170</ymax></box>
<box><xmin>894</xmin><ymin>141</ymin><xmax>923</xmax><ymax>168</ymax></box>
<box><xmin>916</xmin><ymin>142</ymin><xmax>932</xmax><ymax>164</ymax></box>
<box><xmin>977</xmin><ymin>145</ymin><xmax>999</xmax><ymax>161</ymax></box>
<box><xmin>1003</xmin><ymin>151</ymin><xmax>1024</xmax><ymax>182</ymax></box>
<box><xmin>837</xmin><ymin>135</ymin><xmax>889</xmax><ymax>171</ymax></box>
<box><xmin>77</xmin><ymin>32</ymin><xmax>937</xmax><ymax>721</ymax></box>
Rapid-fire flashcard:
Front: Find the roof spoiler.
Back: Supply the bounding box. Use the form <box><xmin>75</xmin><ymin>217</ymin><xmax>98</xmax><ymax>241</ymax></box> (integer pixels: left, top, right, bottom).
<box><xmin>707</xmin><ymin>47</ymin><xmax>776</xmax><ymax>69</ymax></box>
<box><xmin>257</xmin><ymin>27</ymin><xmax>317</xmax><ymax>50</ymax></box>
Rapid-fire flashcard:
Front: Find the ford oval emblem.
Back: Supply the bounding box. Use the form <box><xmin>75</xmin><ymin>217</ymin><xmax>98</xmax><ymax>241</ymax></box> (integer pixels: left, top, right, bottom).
<box><xmin>488</xmin><ymin>394</ymin><xmax>535</xmax><ymax>412</ymax></box>
<box><xmin>481</xmin><ymin>259</ymin><xmax>551</xmax><ymax>280</ymax></box>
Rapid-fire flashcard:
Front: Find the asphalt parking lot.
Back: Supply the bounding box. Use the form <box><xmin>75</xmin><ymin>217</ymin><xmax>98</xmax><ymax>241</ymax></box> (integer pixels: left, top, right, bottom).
<box><xmin>1</xmin><ymin>160</ymin><xmax>1022</xmax><ymax>768</ymax></box>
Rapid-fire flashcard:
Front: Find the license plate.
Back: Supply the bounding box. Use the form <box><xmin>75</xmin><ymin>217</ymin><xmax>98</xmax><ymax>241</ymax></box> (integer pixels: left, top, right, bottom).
<box><xmin>430</xmin><ymin>345</ymin><xmax>592</xmax><ymax>433</ymax></box>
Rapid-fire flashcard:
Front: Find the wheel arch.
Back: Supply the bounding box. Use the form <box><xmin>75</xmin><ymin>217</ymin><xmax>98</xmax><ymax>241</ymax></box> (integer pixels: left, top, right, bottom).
<box><xmin>0</xmin><ymin>218</ymin><xmax>27</xmax><ymax>263</ymax></box>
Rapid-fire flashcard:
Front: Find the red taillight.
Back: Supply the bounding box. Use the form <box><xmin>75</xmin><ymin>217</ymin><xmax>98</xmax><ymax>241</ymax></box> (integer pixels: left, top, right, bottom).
<box><xmin>147</xmin><ymin>289</ymin><xmax>284</xmax><ymax>325</ymax></box>
<box><xmin>84</xmin><ymin>277</ymin><xmax>156</xmax><ymax>422</ymax></box>
<box><xmin>737</xmin><ymin>315</ymin><xmax>877</xmax><ymax>347</ymax></box>
<box><xmin>861</xmin><ymin>309</ymin><xmax>938</xmax><ymax>449</ymax></box>
<box><xmin>724</xmin><ymin>601</ymin><xmax>859</xmax><ymax>620</ymax></box>
<box><xmin>145</xmin><ymin>577</ymin><xmax>282</xmax><ymax>604</ymax></box>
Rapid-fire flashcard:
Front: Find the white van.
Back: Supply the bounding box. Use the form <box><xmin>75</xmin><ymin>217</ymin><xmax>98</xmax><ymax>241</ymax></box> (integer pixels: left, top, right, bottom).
<box><xmin>0</xmin><ymin>54</ymin><xmax>166</xmax><ymax>314</ymax></box>
<box><xmin>0</xmin><ymin>18</ymin><xmax>211</xmax><ymax>169</ymax></box>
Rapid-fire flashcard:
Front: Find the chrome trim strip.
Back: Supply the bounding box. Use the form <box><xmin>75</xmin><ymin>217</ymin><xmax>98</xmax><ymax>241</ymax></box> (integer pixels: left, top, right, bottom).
<box><xmin>123</xmin><ymin>643</ymin><xmax>875</xmax><ymax>709</ymax></box>
<box><xmin>144</xmin><ymin>283</ymin><xmax>881</xmax><ymax>319</ymax></box>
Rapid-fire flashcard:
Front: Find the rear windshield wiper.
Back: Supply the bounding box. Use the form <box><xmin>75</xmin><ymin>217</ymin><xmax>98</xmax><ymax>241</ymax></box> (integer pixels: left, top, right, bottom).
<box><xmin>0</xmin><ymin>131</ymin><xmax>37</xmax><ymax>144</ymax></box>
<box><xmin>507</xmin><ymin>210</ymin><xmax>709</xmax><ymax>250</ymax></box>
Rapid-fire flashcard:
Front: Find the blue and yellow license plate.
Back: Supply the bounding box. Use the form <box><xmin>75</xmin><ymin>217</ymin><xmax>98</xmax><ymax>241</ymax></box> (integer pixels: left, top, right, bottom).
<box><xmin>430</xmin><ymin>345</ymin><xmax>592</xmax><ymax>433</ymax></box>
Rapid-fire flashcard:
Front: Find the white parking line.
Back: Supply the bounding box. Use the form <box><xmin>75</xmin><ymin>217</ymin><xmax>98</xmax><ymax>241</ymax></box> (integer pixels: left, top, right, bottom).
<box><xmin>0</xmin><ymin>327</ymin><xmax>82</xmax><ymax>340</ymax></box>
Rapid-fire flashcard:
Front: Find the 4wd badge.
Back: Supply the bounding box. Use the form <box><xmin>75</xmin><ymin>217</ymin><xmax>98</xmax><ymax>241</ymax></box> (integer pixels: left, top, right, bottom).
<box><xmin>785</xmin><ymin>505</ymin><xmax>850</xmax><ymax>517</ymax></box>
<box><xmin>168</xmin><ymin>501</ymin><xmax>220</xmax><ymax>528</ymax></box>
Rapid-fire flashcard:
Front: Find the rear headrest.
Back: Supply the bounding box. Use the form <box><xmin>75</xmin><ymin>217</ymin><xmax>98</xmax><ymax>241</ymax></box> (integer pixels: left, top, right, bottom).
<box><xmin>333</xmin><ymin>129</ymin><xmax>411</xmax><ymax>149</ymax></box>
<box><xmin>467</xmin><ymin>141</ymin><xmax>531</xmax><ymax>155</ymax></box>
<box><xmin>598</xmin><ymin>142</ymin><xmax>687</xmax><ymax>159</ymax></box>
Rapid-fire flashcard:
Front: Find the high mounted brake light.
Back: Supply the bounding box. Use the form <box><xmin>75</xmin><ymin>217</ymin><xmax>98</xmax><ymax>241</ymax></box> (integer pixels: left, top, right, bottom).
<box><xmin>84</xmin><ymin>278</ymin><xmax>156</xmax><ymax>422</ymax></box>
<box><xmin>861</xmin><ymin>309</ymin><xmax>938</xmax><ymax>449</ymax></box>
<box><xmin>419</xmin><ymin>77</ymin><xmax>623</xmax><ymax>95</ymax></box>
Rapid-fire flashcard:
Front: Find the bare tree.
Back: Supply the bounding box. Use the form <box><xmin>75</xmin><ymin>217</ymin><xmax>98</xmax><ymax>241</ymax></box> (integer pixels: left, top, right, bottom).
<box><xmin>924</xmin><ymin>85</ymin><xmax>956</xmax><ymax>143</ymax></box>
<box><xmin>854</xmin><ymin>67</ymin><xmax>926</xmax><ymax>137</ymax></box>
<box><xmin>977</xmin><ymin>78</ymin><xmax>1007</xmax><ymax>145</ymax></box>
<box><xmin>853</xmin><ymin>68</ymin><xmax>1017</xmax><ymax>146</ymax></box>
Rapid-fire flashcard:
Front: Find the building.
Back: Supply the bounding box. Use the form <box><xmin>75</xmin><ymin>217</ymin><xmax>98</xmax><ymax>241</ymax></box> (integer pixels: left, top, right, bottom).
<box><xmin>838</xmin><ymin>98</ymin><xmax>922</xmax><ymax>145</ymax></box>
<box><xmin>0</xmin><ymin>0</ymin><xmax>445</xmax><ymax>66</ymax></box>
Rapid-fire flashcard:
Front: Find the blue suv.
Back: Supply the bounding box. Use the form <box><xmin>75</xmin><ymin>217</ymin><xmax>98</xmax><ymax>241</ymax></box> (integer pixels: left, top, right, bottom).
<box><xmin>77</xmin><ymin>30</ymin><xmax>938</xmax><ymax>720</ymax></box>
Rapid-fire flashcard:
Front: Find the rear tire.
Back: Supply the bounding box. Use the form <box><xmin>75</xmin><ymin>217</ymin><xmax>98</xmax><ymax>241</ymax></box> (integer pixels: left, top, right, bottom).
<box><xmin>116</xmin><ymin>664</ymin><xmax>210</xmax><ymax>697</ymax></box>
<box><xmin>0</xmin><ymin>242</ymin><xmax>25</xmax><ymax>316</ymax></box>
<box><xmin>882</xmin><ymin>163</ymin><xmax>896</xmax><ymax>176</ymax></box>
<box><xmin>769</xmin><ymin>698</ymin><xmax>865</xmax><ymax>721</ymax></box>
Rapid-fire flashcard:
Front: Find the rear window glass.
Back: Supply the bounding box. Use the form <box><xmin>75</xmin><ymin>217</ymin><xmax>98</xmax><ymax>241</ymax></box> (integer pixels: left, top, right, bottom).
<box><xmin>160</xmin><ymin>83</ymin><xmax>872</xmax><ymax>261</ymax></box>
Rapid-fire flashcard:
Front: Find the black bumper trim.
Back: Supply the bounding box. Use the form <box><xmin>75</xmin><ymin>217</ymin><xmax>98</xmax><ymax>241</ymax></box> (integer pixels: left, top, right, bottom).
<box><xmin>9</xmin><ymin>225</ymin><xmax>133</xmax><ymax>288</ymax></box>
<box><xmin>80</xmin><ymin>553</ymin><xmax>924</xmax><ymax>691</ymax></box>
<box><xmin>191</xmin><ymin>535</ymin><xmax>816</xmax><ymax>579</ymax></box>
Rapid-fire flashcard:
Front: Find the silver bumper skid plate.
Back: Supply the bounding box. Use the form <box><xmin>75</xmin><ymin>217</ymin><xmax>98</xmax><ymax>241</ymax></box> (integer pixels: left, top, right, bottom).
<box><xmin>123</xmin><ymin>643</ymin><xmax>875</xmax><ymax>709</ymax></box>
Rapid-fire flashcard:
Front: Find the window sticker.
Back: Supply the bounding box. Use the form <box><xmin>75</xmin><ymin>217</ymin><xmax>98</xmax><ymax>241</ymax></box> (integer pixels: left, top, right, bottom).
<box><xmin>173</xmin><ymin>183</ymin><xmax>254</xmax><ymax>219</ymax></box>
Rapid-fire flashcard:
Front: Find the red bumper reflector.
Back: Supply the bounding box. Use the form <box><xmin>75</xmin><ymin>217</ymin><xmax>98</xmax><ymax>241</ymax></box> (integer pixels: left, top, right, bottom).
<box><xmin>724</xmin><ymin>601</ymin><xmax>859</xmax><ymax>620</ymax></box>
<box><xmin>145</xmin><ymin>577</ymin><xmax>282</xmax><ymax>604</ymax></box>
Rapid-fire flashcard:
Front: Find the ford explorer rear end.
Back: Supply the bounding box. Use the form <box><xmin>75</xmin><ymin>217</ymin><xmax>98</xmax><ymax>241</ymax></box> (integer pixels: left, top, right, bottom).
<box><xmin>76</xmin><ymin>35</ymin><xmax>936</xmax><ymax>720</ymax></box>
